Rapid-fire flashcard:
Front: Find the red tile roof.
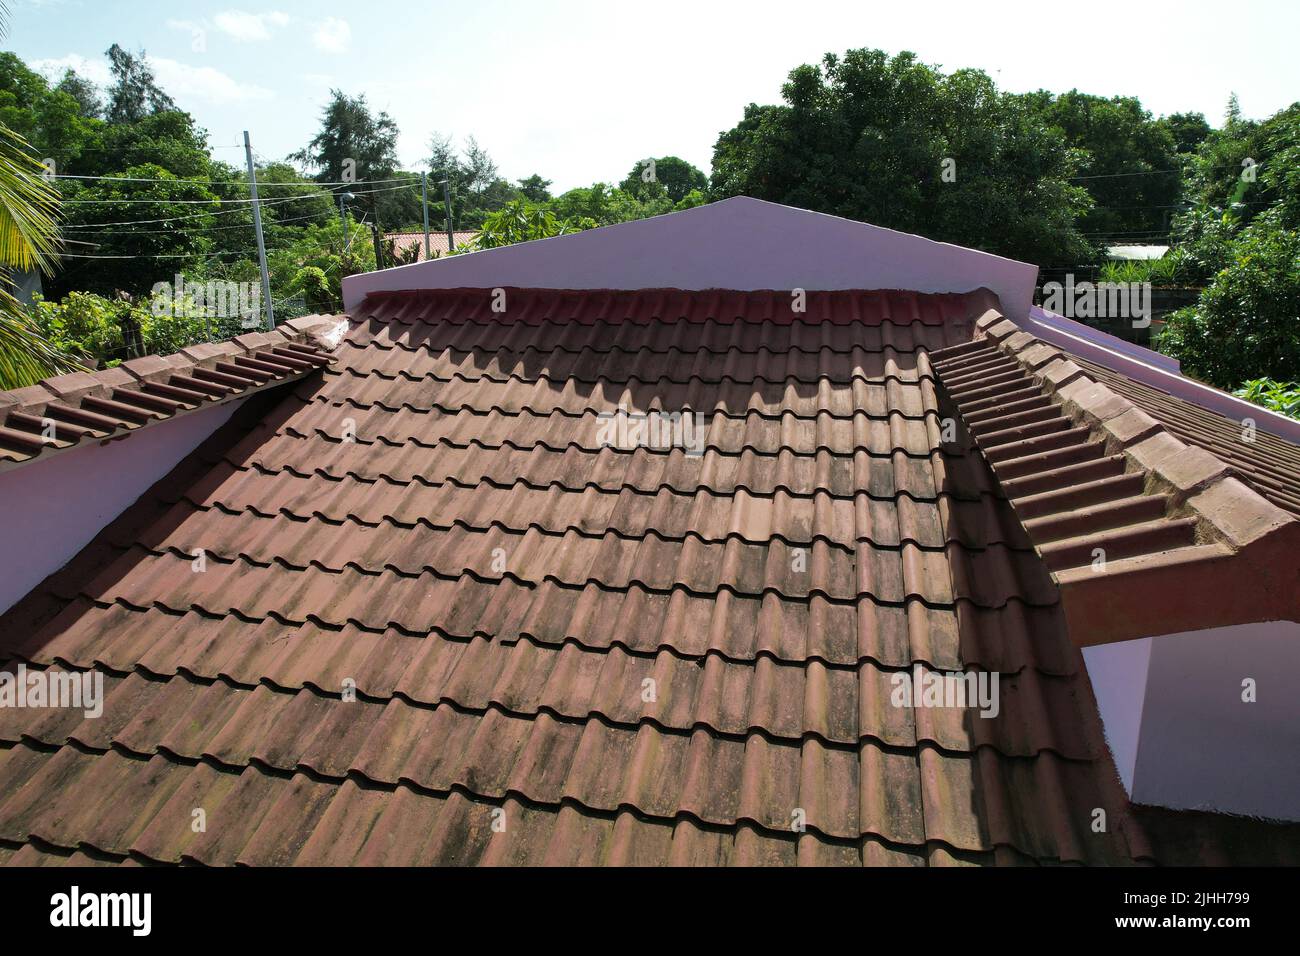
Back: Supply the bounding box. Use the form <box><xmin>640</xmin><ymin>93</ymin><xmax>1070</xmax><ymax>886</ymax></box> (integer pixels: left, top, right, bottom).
<box><xmin>2</xmin><ymin>288</ymin><xmax>1299</xmax><ymax>865</ymax></box>
<box><xmin>934</xmin><ymin>314</ymin><xmax>1300</xmax><ymax>647</ymax></box>
<box><xmin>1072</xmin><ymin>355</ymin><xmax>1300</xmax><ymax>518</ymax></box>
<box><xmin>385</xmin><ymin>231</ymin><xmax>479</xmax><ymax>261</ymax></box>
<box><xmin>0</xmin><ymin>322</ymin><xmax>337</xmax><ymax>470</ymax></box>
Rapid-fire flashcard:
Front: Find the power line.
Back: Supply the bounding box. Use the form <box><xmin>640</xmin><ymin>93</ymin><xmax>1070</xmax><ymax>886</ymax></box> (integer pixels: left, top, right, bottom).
<box><xmin>59</xmin><ymin>249</ymin><xmax>269</xmax><ymax>260</ymax></box>
<box><xmin>1067</xmin><ymin>161</ymin><xmax>1260</xmax><ymax>182</ymax></box>
<box><xmin>61</xmin><ymin>196</ymin><xmax>308</xmax><ymax>205</ymax></box>
<box><xmin>1068</xmin><ymin>168</ymin><xmax>1183</xmax><ymax>181</ymax></box>
<box><xmin>58</xmin><ymin>224</ymin><xmax>375</xmax><ymax>260</ymax></box>
<box><xmin>60</xmin><ymin>183</ymin><xmax>414</xmax><ymax>229</ymax></box>
<box><xmin>61</xmin><ymin>193</ymin><xmax>323</xmax><ymax>228</ymax></box>
<box><xmin>63</xmin><ymin>211</ymin><xmax>331</xmax><ymax>238</ymax></box>
<box><xmin>61</xmin><ymin>231</ymin><xmax>374</xmax><ymax>260</ymax></box>
<box><xmin>51</xmin><ymin>172</ymin><xmax>421</xmax><ymax>187</ymax></box>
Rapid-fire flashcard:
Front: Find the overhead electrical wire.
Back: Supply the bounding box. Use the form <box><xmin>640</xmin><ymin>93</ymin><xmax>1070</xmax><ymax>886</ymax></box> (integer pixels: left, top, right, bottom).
<box><xmin>61</xmin><ymin>183</ymin><xmax>417</xmax><ymax>228</ymax></box>
<box><xmin>62</xmin><ymin>211</ymin><xmax>335</xmax><ymax>238</ymax></box>
<box><xmin>58</xmin><ymin>249</ymin><xmax>272</xmax><ymax>260</ymax></box>
<box><xmin>60</xmin><ymin>183</ymin><xmax>401</xmax><ymax>204</ymax></box>
<box><xmin>59</xmin><ymin>180</ymin><xmax>418</xmax><ymax>202</ymax></box>
<box><xmin>62</xmin><ymin>193</ymin><xmax>328</xmax><ymax>227</ymax></box>
<box><xmin>50</xmin><ymin>172</ymin><xmax>421</xmax><ymax>187</ymax></box>
<box><xmin>1066</xmin><ymin>161</ymin><xmax>1255</xmax><ymax>182</ymax></box>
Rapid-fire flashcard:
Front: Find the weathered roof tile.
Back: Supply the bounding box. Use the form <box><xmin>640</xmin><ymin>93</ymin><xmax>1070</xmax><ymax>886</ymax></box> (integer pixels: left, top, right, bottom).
<box><xmin>2</xmin><ymin>288</ymin><xmax>1298</xmax><ymax>865</ymax></box>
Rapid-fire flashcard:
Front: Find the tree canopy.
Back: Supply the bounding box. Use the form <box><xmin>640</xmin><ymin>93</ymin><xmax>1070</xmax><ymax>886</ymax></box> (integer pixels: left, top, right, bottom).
<box><xmin>290</xmin><ymin>89</ymin><xmax>417</xmax><ymax>232</ymax></box>
<box><xmin>620</xmin><ymin>155</ymin><xmax>707</xmax><ymax>203</ymax></box>
<box><xmin>710</xmin><ymin>49</ymin><xmax>1095</xmax><ymax>265</ymax></box>
<box><xmin>104</xmin><ymin>44</ymin><xmax>176</xmax><ymax>124</ymax></box>
<box><xmin>291</xmin><ymin>90</ymin><xmax>399</xmax><ymax>184</ymax></box>
<box><xmin>1017</xmin><ymin>90</ymin><xmax>1182</xmax><ymax>242</ymax></box>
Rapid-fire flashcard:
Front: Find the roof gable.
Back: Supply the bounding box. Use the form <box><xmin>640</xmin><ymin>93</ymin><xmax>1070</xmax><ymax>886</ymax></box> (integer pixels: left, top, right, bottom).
<box><xmin>343</xmin><ymin>197</ymin><xmax>1039</xmax><ymax>321</ymax></box>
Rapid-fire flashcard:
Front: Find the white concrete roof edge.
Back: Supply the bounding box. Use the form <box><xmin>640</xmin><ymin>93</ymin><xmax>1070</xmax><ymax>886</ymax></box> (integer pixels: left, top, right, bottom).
<box><xmin>342</xmin><ymin>196</ymin><xmax>1038</xmax><ymax>318</ymax></box>
<box><xmin>1027</xmin><ymin>305</ymin><xmax>1300</xmax><ymax>444</ymax></box>
<box><xmin>1026</xmin><ymin>305</ymin><xmax>1181</xmax><ymax>373</ymax></box>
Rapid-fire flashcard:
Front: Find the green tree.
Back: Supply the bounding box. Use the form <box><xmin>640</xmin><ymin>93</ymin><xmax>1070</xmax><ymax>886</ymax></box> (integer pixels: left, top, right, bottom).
<box><xmin>1170</xmin><ymin>101</ymin><xmax>1300</xmax><ymax>285</ymax></box>
<box><xmin>47</xmin><ymin>164</ymin><xmax>220</xmax><ymax>299</ymax></box>
<box><xmin>104</xmin><ymin>44</ymin><xmax>176</xmax><ymax>124</ymax></box>
<box><xmin>620</xmin><ymin>155</ymin><xmax>707</xmax><ymax>203</ymax></box>
<box><xmin>1019</xmin><ymin>90</ymin><xmax>1181</xmax><ymax>241</ymax></box>
<box><xmin>292</xmin><ymin>89</ymin><xmax>399</xmax><ymax>184</ymax></box>
<box><xmin>54</xmin><ymin>69</ymin><xmax>102</xmax><ymax>120</ymax></box>
<box><xmin>0</xmin><ymin>53</ymin><xmax>96</xmax><ymax>171</ymax></box>
<box><xmin>551</xmin><ymin>182</ymin><xmax>673</xmax><ymax>226</ymax></box>
<box><xmin>0</xmin><ymin>3</ymin><xmax>81</xmax><ymax>386</ymax></box>
<box><xmin>1160</xmin><ymin>211</ymin><xmax>1300</xmax><ymax>389</ymax></box>
<box><xmin>291</xmin><ymin>90</ymin><xmax>421</xmax><ymax>231</ymax></box>
<box><xmin>1160</xmin><ymin>112</ymin><xmax>1211</xmax><ymax>155</ymax></box>
<box><xmin>711</xmin><ymin>49</ymin><xmax>1094</xmax><ymax>266</ymax></box>
<box><xmin>266</xmin><ymin>216</ymin><xmax>375</xmax><ymax>313</ymax></box>
<box><xmin>1158</xmin><ymin>103</ymin><xmax>1300</xmax><ymax>386</ymax></box>
<box><xmin>426</xmin><ymin>133</ymin><xmax>521</xmax><ymax>228</ymax></box>
<box><xmin>517</xmin><ymin>174</ymin><xmax>552</xmax><ymax>203</ymax></box>
<box><xmin>0</xmin><ymin>98</ymin><xmax>81</xmax><ymax>384</ymax></box>
<box><xmin>462</xmin><ymin>199</ymin><xmax>590</xmax><ymax>250</ymax></box>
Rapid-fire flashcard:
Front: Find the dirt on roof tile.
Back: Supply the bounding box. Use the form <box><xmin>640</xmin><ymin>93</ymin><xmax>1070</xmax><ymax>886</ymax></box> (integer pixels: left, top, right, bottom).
<box><xmin>934</xmin><ymin>325</ymin><xmax>1300</xmax><ymax>649</ymax></box>
<box><xmin>2</xmin><ymin>287</ymin><xmax>1299</xmax><ymax>866</ymax></box>
<box><xmin>1073</xmin><ymin>355</ymin><xmax>1300</xmax><ymax>517</ymax></box>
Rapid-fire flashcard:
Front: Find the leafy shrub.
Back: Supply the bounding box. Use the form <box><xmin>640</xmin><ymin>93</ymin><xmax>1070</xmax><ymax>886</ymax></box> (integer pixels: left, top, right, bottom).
<box><xmin>1234</xmin><ymin>378</ymin><xmax>1300</xmax><ymax>419</ymax></box>
<box><xmin>27</xmin><ymin>290</ymin><xmax>224</xmax><ymax>367</ymax></box>
<box><xmin>1159</xmin><ymin>213</ymin><xmax>1300</xmax><ymax>389</ymax></box>
<box><xmin>1098</xmin><ymin>251</ymin><xmax>1184</xmax><ymax>286</ymax></box>
<box><xmin>286</xmin><ymin>266</ymin><xmax>334</xmax><ymax>313</ymax></box>
<box><xmin>462</xmin><ymin>200</ymin><xmax>592</xmax><ymax>251</ymax></box>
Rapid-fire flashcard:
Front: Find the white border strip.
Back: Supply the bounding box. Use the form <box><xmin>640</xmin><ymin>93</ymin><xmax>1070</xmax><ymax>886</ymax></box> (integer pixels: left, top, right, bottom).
<box><xmin>1027</xmin><ymin>305</ymin><xmax>1300</xmax><ymax>443</ymax></box>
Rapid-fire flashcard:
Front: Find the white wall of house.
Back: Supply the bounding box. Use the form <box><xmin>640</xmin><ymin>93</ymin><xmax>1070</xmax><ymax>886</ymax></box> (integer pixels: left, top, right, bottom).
<box><xmin>0</xmin><ymin>399</ymin><xmax>246</xmax><ymax>616</ymax></box>
<box><xmin>343</xmin><ymin>196</ymin><xmax>1040</xmax><ymax>320</ymax></box>
<box><xmin>1084</xmin><ymin>621</ymin><xmax>1300</xmax><ymax>822</ymax></box>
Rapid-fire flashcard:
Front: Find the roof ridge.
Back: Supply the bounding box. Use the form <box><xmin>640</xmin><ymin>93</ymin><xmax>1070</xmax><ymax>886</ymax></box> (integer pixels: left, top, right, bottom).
<box><xmin>0</xmin><ymin>315</ymin><xmax>343</xmax><ymax>473</ymax></box>
<box><xmin>933</xmin><ymin>310</ymin><xmax>1300</xmax><ymax>646</ymax></box>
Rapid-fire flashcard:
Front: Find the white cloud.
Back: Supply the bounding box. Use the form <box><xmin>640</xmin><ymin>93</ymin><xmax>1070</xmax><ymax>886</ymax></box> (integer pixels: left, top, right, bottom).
<box><xmin>31</xmin><ymin>51</ymin><xmax>270</xmax><ymax>108</ymax></box>
<box><xmin>213</xmin><ymin>10</ymin><xmax>290</xmax><ymax>42</ymax></box>
<box><xmin>30</xmin><ymin>53</ymin><xmax>111</xmax><ymax>86</ymax></box>
<box><xmin>166</xmin><ymin>11</ymin><xmax>290</xmax><ymax>47</ymax></box>
<box><xmin>150</xmin><ymin>57</ymin><xmax>273</xmax><ymax>104</ymax></box>
<box><xmin>312</xmin><ymin>17</ymin><xmax>351</xmax><ymax>54</ymax></box>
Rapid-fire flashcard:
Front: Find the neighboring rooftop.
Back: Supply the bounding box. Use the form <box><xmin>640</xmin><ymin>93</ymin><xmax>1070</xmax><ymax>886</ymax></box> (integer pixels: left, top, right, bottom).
<box><xmin>1105</xmin><ymin>245</ymin><xmax>1170</xmax><ymax>261</ymax></box>
<box><xmin>385</xmin><ymin>230</ymin><xmax>479</xmax><ymax>261</ymax></box>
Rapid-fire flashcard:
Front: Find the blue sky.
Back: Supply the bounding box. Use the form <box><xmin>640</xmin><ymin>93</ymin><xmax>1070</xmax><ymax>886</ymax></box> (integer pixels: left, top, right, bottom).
<box><xmin>9</xmin><ymin>0</ymin><xmax>1300</xmax><ymax>192</ymax></box>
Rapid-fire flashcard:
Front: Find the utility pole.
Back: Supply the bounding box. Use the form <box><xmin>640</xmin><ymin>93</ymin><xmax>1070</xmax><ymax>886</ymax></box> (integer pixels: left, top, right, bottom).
<box><xmin>371</xmin><ymin>221</ymin><xmax>386</xmax><ymax>270</ymax></box>
<box><xmin>370</xmin><ymin>190</ymin><xmax>386</xmax><ymax>269</ymax></box>
<box><xmin>243</xmin><ymin>130</ymin><xmax>274</xmax><ymax>330</ymax></box>
<box><xmin>420</xmin><ymin>172</ymin><xmax>431</xmax><ymax>260</ymax></box>
<box><xmin>339</xmin><ymin>191</ymin><xmax>355</xmax><ymax>254</ymax></box>
<box><xmin>440</xmin><ymin>177</ymin><xmax>455</xmax><ymax>252</ymax></box>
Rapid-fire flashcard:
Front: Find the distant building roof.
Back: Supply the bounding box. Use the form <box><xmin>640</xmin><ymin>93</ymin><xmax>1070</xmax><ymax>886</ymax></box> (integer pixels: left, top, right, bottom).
<box><xmin>384</xmin><ymin>230</ymin><xmax>479</xmax><ymax>261</ymax></box>
<box><xmin>1106</xmin><ymin>244</ymin><xmax>1170</xmax><ymax>260</ymax></box>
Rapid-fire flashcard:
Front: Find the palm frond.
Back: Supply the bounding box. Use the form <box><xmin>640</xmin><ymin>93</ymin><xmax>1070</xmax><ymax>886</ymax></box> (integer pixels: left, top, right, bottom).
<box><xmin>0</xmin><ymin>122</ymin><xmax>63</xmax><ymax>274</ymax></box>
<box><xmin>0</xmin><ymin>287</ymin><xmax>86</xmax><ymax>390</ymax></box>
